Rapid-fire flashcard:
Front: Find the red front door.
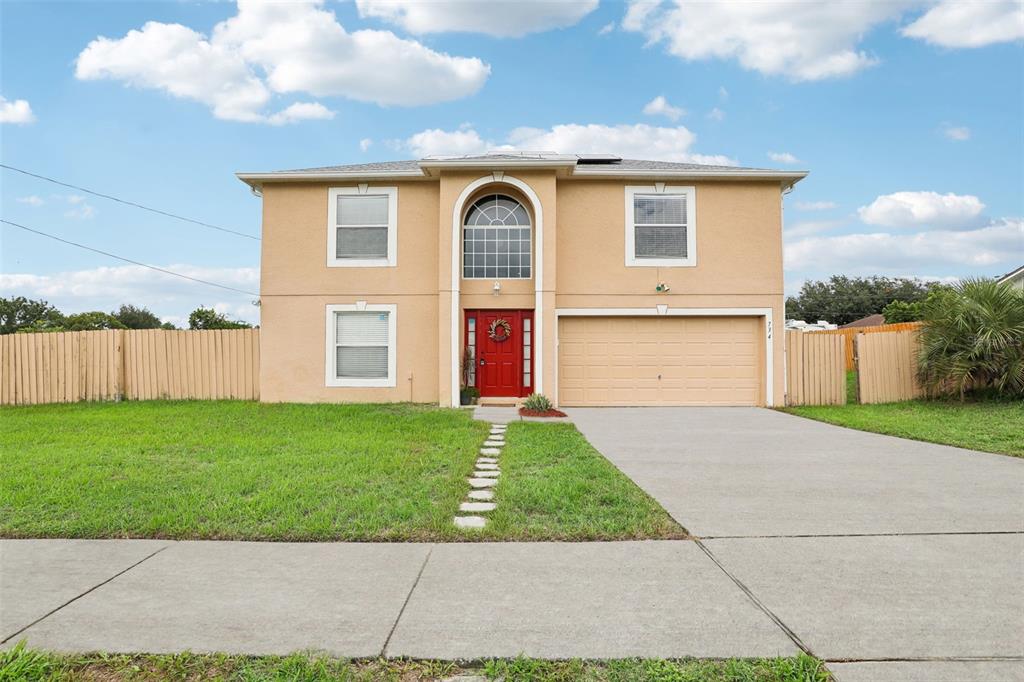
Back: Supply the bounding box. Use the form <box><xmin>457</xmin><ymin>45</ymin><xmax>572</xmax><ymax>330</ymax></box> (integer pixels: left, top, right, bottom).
<box><xmin>466</xmin><ymin>310</ymin><xmax>532</xmax><ymax>397</ymax></box>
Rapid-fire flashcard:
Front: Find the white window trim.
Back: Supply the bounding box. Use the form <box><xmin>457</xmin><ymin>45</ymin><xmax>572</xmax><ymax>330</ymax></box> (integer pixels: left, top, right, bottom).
<box><xmin>624</xmin><ymin>185</ymin><xmax>697</xmax><ymax>268</ymax></box>
<box><xmin>325</xmin><ymin>303</ymin><xmax>397</xmax><ymax>388</ymax></box>
<box><xmin>327</xmin><ymin>186</ymin><xmax>398</xmax><ymax>268</ymax></box>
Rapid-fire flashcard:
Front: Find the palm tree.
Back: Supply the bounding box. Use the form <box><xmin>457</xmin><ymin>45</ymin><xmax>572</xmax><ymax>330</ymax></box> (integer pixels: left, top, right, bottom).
<box><xmin>917</xmin><ymin>279</ymin><xmax>1024</xmax><ymax>399</ymax></box>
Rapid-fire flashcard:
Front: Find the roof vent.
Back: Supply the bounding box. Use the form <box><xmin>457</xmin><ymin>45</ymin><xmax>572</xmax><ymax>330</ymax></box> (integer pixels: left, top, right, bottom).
<box><xmin>576</xmin><ymin>154</ymin><xmax>622</xmax><ymax>164</ymax></box>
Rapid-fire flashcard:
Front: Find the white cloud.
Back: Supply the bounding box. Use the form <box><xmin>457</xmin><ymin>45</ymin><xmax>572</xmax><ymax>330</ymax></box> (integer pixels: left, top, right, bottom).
<box><xmin>359</xmin><ymin>138</ymin><xmax>373</xmax><ymax>152</ymax></box>
<box><xmin>942</xmin><ymin>124</ymin><xmax>971</xmax><ymax>141</ymax></box>
<box><xmin>355</xmin><ymin>0</ymin><xmax>598</xmax><ymax>37</ymax></box>
<box><xmin>707</xmin><ymin>107</ymin><xmax>725</xmax><ymax>121</ymax></box>
<box><xmin>718</xmin><ymin>85</ymin><xmax>729</xmax><ymax>101</ymax></box>
<box><xmin>401</xmin><ymin>121</ymin><xmax>737</xmax><ymax>165</ymax></box>
<box><xmin>785</xmin><ymin>218</ymin><xmax>1024</xmax><ymax>272</ymax></box>
<box><xmin>623</xmin><ymin>0</ymin><xmax>908</xmax><ymax>81</ymax></box>
<box><xmin>16</xmin><ymin>195</ymin><xmax>45</xmax><ymax>207</ymax></box>
<box><xmin>858</xmin><ymin>191</ymin><xmax>986</xmax><ymax>229</ymax></box>
<box><xmin>642</xmin><ymin>95</ymin><xmax>685</xmax><ymax>121</ymax></box>
<box><xmin>407</xmin><ymin>127</ymin><xmax>490</xmax><ymax>157</ymax></box>
<box><xmin>768</xmin><ymin>151</ymin><xmax>800</xmax><ymax>164</ymax></box>
<box><xmin>902</xmin><ymin>0</ymin><xmax>1024</xmax><ymax>48</ymax></box>
<box><xmin>0</xmin><ymin>96</ymin><xmax>35</xmax><ymax>124</ymax></box>
<box><xmin>75</xmin><ymin>0</ymin><xmax>489</xmax><ymax>123</ymax></box>
<box><xmin>64</xmin><ymin>195</ymin><xmax>97</xmax><ymax>220</ymax></box>
<box><xmin>266</xmin><ymin>101</ymin><xmax>335</xmax><ymax>125</ymax></box>
<box><xmin>794</xmin><ymin>200</ymin><xmax>837</xmax><ymax>211</ymax></box>
<box><xmin>598</xmin><ymin>21</ymin><xmax>616</xmax><ymax>36</ymax></box>
<box><xmin>0</xmin><ymin>264</ymin><xmax>260</xmax><ymax>325</ymax></box>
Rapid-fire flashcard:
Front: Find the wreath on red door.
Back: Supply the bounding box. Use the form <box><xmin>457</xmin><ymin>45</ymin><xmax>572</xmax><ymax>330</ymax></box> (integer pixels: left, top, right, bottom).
<box><xmin>488</xmin><ymin>318</ymin><xmax>512</xmax><ymax>342</ymax></box>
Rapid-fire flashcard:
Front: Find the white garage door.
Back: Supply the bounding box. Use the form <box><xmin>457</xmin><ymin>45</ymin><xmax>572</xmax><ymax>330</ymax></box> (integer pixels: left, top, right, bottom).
<box><xmin>558</xmin><ymin>316</ymin><xmax>762</xmax><ymax>406</ymax></box>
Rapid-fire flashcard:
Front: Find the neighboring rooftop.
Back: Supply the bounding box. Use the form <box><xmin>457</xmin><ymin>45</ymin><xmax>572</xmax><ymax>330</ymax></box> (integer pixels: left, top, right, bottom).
<box><xmin>839</xmin><ymin>313</ymin><xmax>886</xmax><ymax>329</ymax></box>
<box><xmin>237</xmin><ymin>152</ymin><xmax>807</xmax><ymax>191</ymax></box>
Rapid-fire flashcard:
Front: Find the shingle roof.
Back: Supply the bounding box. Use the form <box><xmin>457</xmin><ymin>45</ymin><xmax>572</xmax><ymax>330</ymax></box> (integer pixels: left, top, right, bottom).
<box><xmin>267</xmin><ymin>156</ymin><xmax>776</xmax><ymax>175</ymax></box>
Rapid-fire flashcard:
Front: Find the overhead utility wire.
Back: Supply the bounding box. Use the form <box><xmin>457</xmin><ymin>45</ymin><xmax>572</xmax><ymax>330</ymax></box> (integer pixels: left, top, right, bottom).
<box><xmin>1</xmin><ymin>219</ymin><xmax>258</xmax><ymax>297</ymax></box>
<box><xmin>1</xmin><ymin>164</ymin><xmax>260</xmax><ymax>241</ymax></box>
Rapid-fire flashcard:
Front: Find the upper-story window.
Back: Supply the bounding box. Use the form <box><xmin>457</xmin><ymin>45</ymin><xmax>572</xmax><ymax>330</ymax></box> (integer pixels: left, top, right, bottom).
<box><xmin>328</xmin><ymin>187</ymin><xmax>398</xmax><ymax>267</ymax></box>
<box><xmin>625</xmin><ymin>185</ymin><xmax>696</xmax><ymax>267</ymax></box>
<box><xmin>463</xmin><ymin>194</ymin><xmax>532</xmax><ymax>279</ymax></box>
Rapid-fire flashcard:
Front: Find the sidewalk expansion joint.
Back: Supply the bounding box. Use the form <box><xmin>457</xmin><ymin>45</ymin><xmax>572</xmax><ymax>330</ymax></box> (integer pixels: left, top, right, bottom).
<box><xmin>825</xmin><ymin>656</ymin><xmax>1024</xmax><ymax>663</ymax></box>
<box><xmin>381</xmin><ymin>544</ymin><xmax>433</xmax><ymax>657</ymax></box>
<box><xmin>693</xmin><ymin>538</ymin><xmax>814</xmax><ymax>658</ymax></box>
<box><xmin>700</xmin><ymin>530</ymin><xmax>1024</xmax><ymax>540</ymax></box>
<box><xmin>0</xmin><ymin>544</ymin><xmax>170</xmax><ymax>644</ymax></box>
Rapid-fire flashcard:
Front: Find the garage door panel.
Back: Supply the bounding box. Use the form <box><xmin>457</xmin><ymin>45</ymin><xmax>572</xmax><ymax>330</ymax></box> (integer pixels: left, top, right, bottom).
<box><xmin>559</xmin><ymin>316</ymin><xmax>761</xmax><ymax>406</ymax></box>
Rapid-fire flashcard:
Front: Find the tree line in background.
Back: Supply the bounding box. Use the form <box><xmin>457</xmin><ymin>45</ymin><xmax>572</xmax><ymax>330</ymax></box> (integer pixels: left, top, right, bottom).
<box><xmin>784</xmin><ymin>275</ymin><xmax>940</xmax><ymax>326</ymax></box>
<box><xmin>0</xmin><ymin>297</ymin><xmax>252</xmax><ymax>334</ymax></box>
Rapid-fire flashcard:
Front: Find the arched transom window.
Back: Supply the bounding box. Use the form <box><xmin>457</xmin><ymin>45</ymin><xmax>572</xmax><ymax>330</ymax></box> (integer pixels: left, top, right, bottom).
<box><xmin>463</xmin><ymin>194</ymin><xmax>532</xmax><ymax>279</ymax></box>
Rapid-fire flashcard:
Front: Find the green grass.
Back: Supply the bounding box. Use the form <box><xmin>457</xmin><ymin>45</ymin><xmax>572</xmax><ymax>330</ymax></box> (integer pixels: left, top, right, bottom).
<box><xmin>0</xmin><ymin>644</ymin><xmax>832</xmax><ymax>682</ymax></box>
<box><xmin>481</xmin><ymin>422</ymin><xmax>685</xmax><ymax>540</ymax></box>
<box><xmin>845</xmin><ymin>370</ymin><xmax>857</xmax><ymax>404</ymax></box>
<box><xmin>0</xmin><ymin>401</ymin><xmax>678</xmax><ymax>541</ymax></box>
<box><xmin>784</xmin><ymin>398</ymin><xmax>1024</xmax><ymax>457</ymax></box>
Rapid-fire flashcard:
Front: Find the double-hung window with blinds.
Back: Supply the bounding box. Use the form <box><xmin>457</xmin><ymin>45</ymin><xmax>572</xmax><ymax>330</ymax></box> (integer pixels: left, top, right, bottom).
<box><xmin>328</xmin><ymin>187</ymin><xmax>397</xmax><ymax>267</ymax></box>
<box><xmin>626</xmin><ymin>186</ymin><xmax>696</xmax><ymax>266</ymax></box>
<box><xmin>334</xmin><ymin>311</ymin><xmax>389</xmax><ymax>380</ymax></box>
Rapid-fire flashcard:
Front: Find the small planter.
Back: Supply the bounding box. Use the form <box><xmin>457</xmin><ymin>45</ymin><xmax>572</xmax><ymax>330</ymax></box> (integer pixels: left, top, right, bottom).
<box><xmin>460</xmin><ymin>388</ymin><xmax>479</xmax><ymax>406</ymax></box>
<box><xmin>519</xmin><ymin>407</ymin><xmax>568</xmax><ymax>418</ymax></box>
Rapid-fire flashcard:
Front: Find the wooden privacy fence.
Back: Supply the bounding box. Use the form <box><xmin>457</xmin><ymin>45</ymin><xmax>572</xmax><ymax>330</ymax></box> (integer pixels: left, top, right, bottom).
<box><xmin>855</xmin><ymin>330</ymin><xmax>922</xmax><ymax>404</ymax></box>
<box><xmin>810</xmin><ymin>321</ymin><xmax>922</xmax><ymax>371</ymax></box>
<box><xmin>0</xmin><ymin>328</ymin><xmax>259</xmax><ymax>406</ymax></box>
<box><xmin>785</xmin><ymin>330</ymin><xmax>846</xmax><ymax>406</ymax></box>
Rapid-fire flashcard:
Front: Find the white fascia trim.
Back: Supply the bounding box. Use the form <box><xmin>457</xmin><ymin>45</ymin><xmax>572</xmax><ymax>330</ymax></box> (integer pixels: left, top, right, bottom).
<box><xmin>553</xmin><ymin>307</ymin><xmax>775</xmax><ymax>406</ymax></box>
<box><xmin>327</xmin><ymin>186</ymin><xmax>398</xmax><ymax>268</ymax></box>
<box><xmin>237</xmin><ymin>170</ymin><xmax>424</xmax><ymax>183</ymax></box>
<box><xmin>997</xmin><ymin>265</ymin><xmax>1024</xmax><ymax>284</ymax></box>
<box><xmin>625</xmin><ymin>185</ymin><xmax>697</xmax><ymax>268</ymax></box>
<box><xmin>573</xmin><ymin>168</ymin><xmax>808</xmax><ymax>180</ymax></box>
<box><xmin>325</xmin><ymin>303</ymin><xmax>398</xmax><ymax>388</ymax></box>
<box><xmin>450</xmin><ymin>173</ymin><xmax>545</xmax><ymax>406</ymax></box>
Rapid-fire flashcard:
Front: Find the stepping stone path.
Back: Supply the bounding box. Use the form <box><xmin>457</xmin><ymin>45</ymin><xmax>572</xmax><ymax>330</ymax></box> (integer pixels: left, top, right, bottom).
<box><xmin>454</xmin><ymin>423</ymin><xmax>508</xmax><ymax>529</ymax></box>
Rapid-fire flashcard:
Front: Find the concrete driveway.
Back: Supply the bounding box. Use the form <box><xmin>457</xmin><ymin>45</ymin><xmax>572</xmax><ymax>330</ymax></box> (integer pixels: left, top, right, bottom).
<box><xmin>569</xmin><ymin>407</ymin><xmax>1024</xmax><ymax>682</ymax></box>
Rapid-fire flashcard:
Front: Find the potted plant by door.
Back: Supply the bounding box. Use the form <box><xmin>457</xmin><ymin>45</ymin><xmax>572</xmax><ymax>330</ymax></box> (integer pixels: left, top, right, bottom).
<box><xmin>460</xmin><ymin>347</ymin><xmax>479</xmax><ymax>405</ymax></box>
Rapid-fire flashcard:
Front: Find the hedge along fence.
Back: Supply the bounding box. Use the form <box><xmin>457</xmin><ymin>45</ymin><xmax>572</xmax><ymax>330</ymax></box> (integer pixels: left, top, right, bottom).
<box><xmin>809</xmin><ymin>321</ymin><xmax>923</xmax><ymax>371</ymax></box>
<box><xmin>785</xmin><ymin>330</ymin><xmax>846</xmax><ymax>406</ymax></box>
<box><xmin>0</xmin><ymin>328</ymin><xmax>259</xmax><ymax>406</ymax></box>
<box><xmin>855</xmin><ymin>329</ymin><xmax>923</xmax><ymax>404</ymax></box>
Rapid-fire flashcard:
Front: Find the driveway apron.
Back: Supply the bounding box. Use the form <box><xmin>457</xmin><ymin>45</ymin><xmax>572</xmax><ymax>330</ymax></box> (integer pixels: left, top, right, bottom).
<box><xmin>568</xmin><ymin>407</ymin><xmax>1024</xmax><ymax>680</ymax></box>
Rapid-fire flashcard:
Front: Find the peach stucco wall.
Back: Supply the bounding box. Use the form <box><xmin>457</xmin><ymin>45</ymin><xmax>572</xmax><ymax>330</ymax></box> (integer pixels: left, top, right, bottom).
<box><xmin>258</xmin><ymin>172</ymin><xmax>785</xmax><ymax>405</ymax></box>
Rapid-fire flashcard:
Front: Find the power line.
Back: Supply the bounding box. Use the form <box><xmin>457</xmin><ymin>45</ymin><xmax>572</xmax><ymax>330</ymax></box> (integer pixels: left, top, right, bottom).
<box><xmin>1</xmin><ymin>164</ymin><xmax>260</xmax><ymax>241</ymax></box>
<box><xmin>1</xmin><ymin>219</ymin><xmax>258</xmax><ymax>297</ymax></box>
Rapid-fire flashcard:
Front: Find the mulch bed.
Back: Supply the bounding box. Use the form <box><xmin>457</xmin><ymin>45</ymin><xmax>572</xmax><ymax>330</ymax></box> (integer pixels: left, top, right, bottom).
<box><xmin>519</xmin><ymin>407</ymin><xmax>568</xmax><ymax>418</ymax></box>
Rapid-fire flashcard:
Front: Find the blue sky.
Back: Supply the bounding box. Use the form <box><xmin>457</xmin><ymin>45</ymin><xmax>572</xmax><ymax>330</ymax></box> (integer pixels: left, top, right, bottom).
<box><xmin>1</xmin><ymin>0</ymin><xmax>1022</xmax><ymax>325</ymax></box>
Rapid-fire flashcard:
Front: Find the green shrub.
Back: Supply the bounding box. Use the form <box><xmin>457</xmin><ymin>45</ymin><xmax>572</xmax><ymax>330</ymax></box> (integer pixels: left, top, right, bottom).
<box><xmin>917</xmin><ymin>279</ymin><xmax>1024</xmax><ymax>399</ymax></box>
<box><xmin>882</xmin><ymin>299</ymin><xmax>924</xmax><ymax>323</ymax></box>
<box><xmin>522</xmin><ymin>393</ymin><xmax>553</xmax><ymax>412</ymax></box>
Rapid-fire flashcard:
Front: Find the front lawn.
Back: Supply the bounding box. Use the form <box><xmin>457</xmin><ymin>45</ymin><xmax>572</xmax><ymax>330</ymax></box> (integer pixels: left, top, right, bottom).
<box><xmin>0</xmin><ymin>645</ymin><xmax>831</xmax><ymax>682</ymax></box>
<box><xmin>784</xmin><ymin>399</ymin><xmax>1024</xmax><ymax>457</ymax></box>
<box><xmin>0</xmin><ymin>401</ymin><xmax>677</xmax><ymax>541</ymax></box>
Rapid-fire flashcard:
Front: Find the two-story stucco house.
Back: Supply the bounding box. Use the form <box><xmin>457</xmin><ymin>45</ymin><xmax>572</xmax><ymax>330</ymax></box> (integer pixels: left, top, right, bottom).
<box><xmin>237</xmin><ymin>153</ymin><xmax>806</xmax><ymax>408</ymax></box>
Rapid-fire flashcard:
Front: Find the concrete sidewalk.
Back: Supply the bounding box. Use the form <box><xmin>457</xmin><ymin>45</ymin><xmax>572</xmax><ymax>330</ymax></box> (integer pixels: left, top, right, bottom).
<box><xmin>1</xmin><ymin>539</ymin><xmax>796</xmax><ymax>660</ymax></box>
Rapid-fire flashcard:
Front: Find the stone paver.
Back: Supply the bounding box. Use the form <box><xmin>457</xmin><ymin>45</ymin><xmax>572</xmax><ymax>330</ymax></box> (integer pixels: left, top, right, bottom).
<box><xmin>828</xmin><ymin>661</ymin><xmax>1024</xmax><ymax>682</ymax></box>
<box><xmin>467</xmin><ymin>478</ymin><xmax>497</xmax><ymax>488</ymax></box>
<box><xmin>4</xmin><ymin>541</ymin><xmax>429</xmax><ymax>656</ymax></box>
<box><xmin>453</xmin><ymin>517</ymin><xmax>487</xmax><ymax>529</ymax></box>
<box><xmin>459</xmin><ymin>502</ymin><xmax>496</xmax><ymax>513</ymax></box>
<box><xmin>472</xmin><ymin>470</ymin><xmax>500</xmax><ymax>478</ymax></box>
<box><xmin>705</xmin><ymin>534</ymin><xmax>1024</xmax><ymax>660</ymax></box>
<box><xmin>0</xmin><ymin>539</ymin><xmax>168</xmax><ymax>642</ymax></box>
<box><xmin>568</xmin><ymin>407</ymin><xmax>1024</xmax><ymax>536</ymax></box>
<box><xmin>476</xmin><ymin>457</ymin><xmax>498</xmax><ymax>464</ymax></box>
<box><xmin>467</xmin><ymin>490</ymin><xmax>494</xmax><ymax>501</ymax></box>
<box><xmin>482</xmin><ymin>441</ymin><xmax>504</xmax><ymax>448</ymax></box>
<box><xmin>475</xmin><ymin>462</ymin><xmax>499</xmax><ymax>470</ymax></box>
<box><xmin>479</xmin><ymin>447</ymin><xmax>500</xmax><ymax>456</ymax></box>
<box><xmin>386</xmin><ymin>541</ymin><xmax>796</xmax><ymax>659</ymax></box>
